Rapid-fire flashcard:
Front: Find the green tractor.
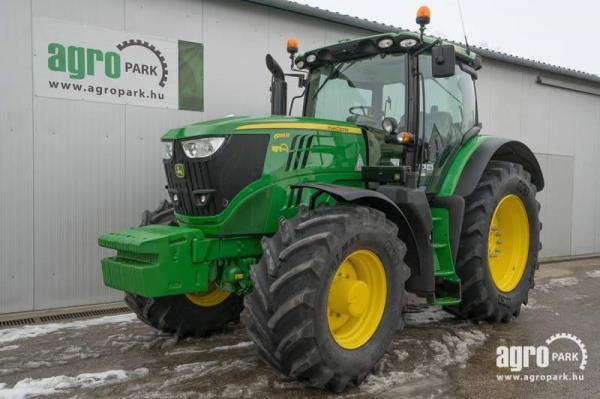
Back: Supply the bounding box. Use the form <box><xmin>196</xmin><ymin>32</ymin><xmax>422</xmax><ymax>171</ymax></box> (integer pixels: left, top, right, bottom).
<box><xmin>99</xmin><ymin>7</ymin><xmax>543</xmax><ymax>392</ymax></box>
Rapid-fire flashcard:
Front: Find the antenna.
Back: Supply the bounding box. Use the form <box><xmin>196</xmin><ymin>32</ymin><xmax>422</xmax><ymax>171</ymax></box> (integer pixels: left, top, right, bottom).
<box><xmin>456</xmin><ymin>0</ymin><xmax>471</xmax><ymax>54</ymax></box>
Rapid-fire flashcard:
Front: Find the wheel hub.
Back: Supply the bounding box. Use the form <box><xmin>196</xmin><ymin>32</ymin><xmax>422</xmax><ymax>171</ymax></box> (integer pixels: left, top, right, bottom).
<box><xmin>487</xmin><ymin>194</ymin><xmax>530</xmax><ymax>293</ymax></box>
<box><xmin>327</xmin><ymin>249</ymin><xmax>387</xmax><ymax>350</ymax></box>
<box><xmin>329</xmin><ymin>279</ymin><xmax>370</xmax><ymax>317</ymax></box>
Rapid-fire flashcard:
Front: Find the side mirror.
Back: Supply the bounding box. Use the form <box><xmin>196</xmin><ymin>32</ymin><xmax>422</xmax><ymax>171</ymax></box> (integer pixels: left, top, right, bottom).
<box><xmin>431</xmin><ymin>45</ymin><xmax>456</xmax><ymax>78</ymax></box>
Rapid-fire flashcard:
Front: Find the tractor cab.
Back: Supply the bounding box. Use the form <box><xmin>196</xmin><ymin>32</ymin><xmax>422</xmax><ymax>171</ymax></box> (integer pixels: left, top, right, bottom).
<box><xmin>286</xmin><ymin>31</ymin><xmax>482</xmax><ymax>192</ymax></box>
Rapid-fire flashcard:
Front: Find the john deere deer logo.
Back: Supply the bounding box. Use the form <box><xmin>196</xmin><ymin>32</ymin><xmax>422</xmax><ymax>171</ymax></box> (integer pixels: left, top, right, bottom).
<box><xmin>174</xmin><ymin>164</ymin><xmax>185</xmax><ymax>178</ymax></box>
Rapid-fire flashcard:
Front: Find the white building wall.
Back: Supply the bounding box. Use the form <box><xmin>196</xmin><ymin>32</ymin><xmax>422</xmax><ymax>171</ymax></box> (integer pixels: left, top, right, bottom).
<box><xmin>0</xmin><ymin>0</ymin><xmax>598</xmax><ymax>313</ymax></box>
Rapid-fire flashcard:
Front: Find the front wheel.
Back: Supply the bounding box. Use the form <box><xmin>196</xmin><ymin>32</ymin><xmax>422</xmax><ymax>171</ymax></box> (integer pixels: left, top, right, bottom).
<box><xmin>244</xmin><ymin>205</ymin><xmax>410</xmax><ymax>392</ymax></box>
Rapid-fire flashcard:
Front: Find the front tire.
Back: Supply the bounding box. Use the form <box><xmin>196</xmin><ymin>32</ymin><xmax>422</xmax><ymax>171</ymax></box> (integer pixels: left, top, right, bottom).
<box><xmin>445</xmin><ymin>161</ymin><xmax>541</xmax><ymax>322</ymax></box>
<box><xmin>244</xmin><ymin>205</ymin><xmax>410</xmax><ymax>392</ymax></box>
<box><xmin>125</xmin><ymin>200</ymin><xmax>244</xmax><ymax>338</ymax></box>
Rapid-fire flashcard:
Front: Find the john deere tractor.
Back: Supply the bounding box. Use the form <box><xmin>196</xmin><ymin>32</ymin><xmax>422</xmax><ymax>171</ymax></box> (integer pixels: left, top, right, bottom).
<box><xmin>99</xmin><ymin>7</ymin><xmax>543</xmax><ymax>392</ymax></box>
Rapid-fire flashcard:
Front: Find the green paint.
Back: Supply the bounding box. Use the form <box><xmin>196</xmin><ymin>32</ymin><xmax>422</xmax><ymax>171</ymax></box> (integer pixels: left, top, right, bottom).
<box><xmin>435</xmin><ymin>297</ymin><xmax>461</xmax><ymax>306</ymax></box>
<box><xmin>99</xmin><ymin>224</ymin><xmax>209</xmax><ymax>297</ymax></box>
<box><xmin>99</xmin><ymin>224</ymin><xmax>262</xmax><ymax>297</ymax></box>
<box><xmin>437</xmin><ymin>135</ymin><xmax>490</xmax><ymax>197</ymax></box>
<box><xmin>98</xmin><ymin>33</ymin><xmax>497</xmax><ymax>303</ymax></box>
<box><xmin>429</xmin><ymin>136</ymin><xmax>491</xmax><ymax>304</ymax></box>
<box><xmin>431</xmin><ymin>208</ymin><xmax>461</xmax><ymax>305</ymax></box>
<box><xmin>99</xmin><ymin>115</ymin><xmax>366</xmax><ymax>297</ymax></box>
<box><xmin>99</xmin><ymin>118</ymin><xmax>487</xmax><ymax>300</ymax></box>
<box><xmin>431</xmin><ymin>208</ymin><xmax>456</xmax><ymax>278</ymax></box>
<box><xmin>160</xmin><ymin>115</ymin><xmax>362</xmax><ymax>140</ymax></box>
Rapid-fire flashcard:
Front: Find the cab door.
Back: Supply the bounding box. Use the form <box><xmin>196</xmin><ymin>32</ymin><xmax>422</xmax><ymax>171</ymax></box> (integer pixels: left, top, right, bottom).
<box><xmin>417</xmin><ymin>54</ymin><xmax>478</xmax><ymax>192</ymax></box>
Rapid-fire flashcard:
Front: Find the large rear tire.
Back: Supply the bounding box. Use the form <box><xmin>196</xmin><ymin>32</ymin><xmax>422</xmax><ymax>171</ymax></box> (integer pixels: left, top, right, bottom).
<box><xmin>124</xmin><ymin>200</ymin><xmax>244</xmax><ymax>338</ymax></box>
<box><xmin>244</xmin><ymin>205</ymin><xmax>410</xmax><ymax>392</ymax></box>
<box><xmin>445</xmin><ymin>161</ymin><xmax>541</xmax><ymax>322</ymax></box>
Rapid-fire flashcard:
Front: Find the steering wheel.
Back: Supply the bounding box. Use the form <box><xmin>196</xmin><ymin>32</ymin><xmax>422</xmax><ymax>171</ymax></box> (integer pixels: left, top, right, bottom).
<box><xmin>349</xmin><ymin>105</ymin><xmax>373</xmax><ymax>116</ymax></box>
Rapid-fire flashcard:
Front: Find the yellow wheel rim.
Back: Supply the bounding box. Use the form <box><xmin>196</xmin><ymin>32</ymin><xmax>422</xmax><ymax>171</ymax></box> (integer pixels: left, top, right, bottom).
<box><xmin>185</xmin><ymin>284</ymin><xmax>231</xmax><ymax>307</ymax></box>
<box><xmin>488</xmin><ymin>194</ymin><xmax>530</xmax><ymax>293</ymax></box>
<box><xmin>327</xmin><ymin>249</ymin><xmax>387</xmax><ymax>350</ymax></box>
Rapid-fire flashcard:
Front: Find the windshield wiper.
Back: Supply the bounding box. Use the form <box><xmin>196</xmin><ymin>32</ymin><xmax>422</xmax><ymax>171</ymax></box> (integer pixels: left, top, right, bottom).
<box><xmin>311</xmin><ymin>61</ymin><xmax>356</xmax><ymax>100</ymax></box>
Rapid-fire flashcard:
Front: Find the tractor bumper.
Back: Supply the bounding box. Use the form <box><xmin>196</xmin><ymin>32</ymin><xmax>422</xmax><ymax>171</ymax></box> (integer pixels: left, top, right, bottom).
<box><xmin>98</xmin><ymin>225</ymin><xmax>261</xmax><ymax>297</ymax></box>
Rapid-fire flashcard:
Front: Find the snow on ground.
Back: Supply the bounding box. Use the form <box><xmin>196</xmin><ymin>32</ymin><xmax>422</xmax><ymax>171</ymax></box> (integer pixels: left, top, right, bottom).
<box><xmin>536</xmin><ymin>277</ymin><xmax>579</xmax><ymax>293</ymax></box>
<box><xmin>0</xmin><ymin>368</ymin><xmax>148</xmax><ymax>399</ymax></box>
<box><xmin>0</xmin><ymin>314</ymin><xmax>137</xmax><ymax>345</ymax></box>
<box><xmin>585</xmin><ymin>269</ymin><xmax>600</xmax><ymax>278</ymax></box>
<box><xmin>429</xmin><ymin>329</ymin><xmax>487</xmax><ymax>368</ymax></box>
<box><xmin>523</xmin><ymin>297</ymin><xmax>551</xmax><ymax>311</ymax></box>
<box><xmin>161</xmin><ymin>359</ymin><xmax>258</xmax><ymax>389</ymax></box>
<box><xmin>165</xmin><ymin>341</ymin><xmax>254</xmax><ymax>356</ymax></box>
<box><xmin>404</xmin><ymin>305</ymin><xmax>454</xmax><ymax>325</ymax></box>
<box><xmin>357</xmin><ymin>327</ymin><xmax>487</xmax><ymax>396</ymax></box>
<box><xmin>0</xmin><ymin>346</ymin><xmax>18</xmax><ymax>353</ymax></box>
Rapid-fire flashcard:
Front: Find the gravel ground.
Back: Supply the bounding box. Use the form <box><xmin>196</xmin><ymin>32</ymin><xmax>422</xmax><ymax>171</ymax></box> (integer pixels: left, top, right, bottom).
<box><xmin>0</xmin><ymin>258</ymin><xmax>598</xmax><ymax>399</ymax></box>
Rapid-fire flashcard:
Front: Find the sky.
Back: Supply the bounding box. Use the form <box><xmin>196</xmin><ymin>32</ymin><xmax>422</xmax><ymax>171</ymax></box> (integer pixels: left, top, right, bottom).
<box><xmin>297</xmin><ymin>0</ymin><xmax>600</xmax><ymax>76</ymax></box>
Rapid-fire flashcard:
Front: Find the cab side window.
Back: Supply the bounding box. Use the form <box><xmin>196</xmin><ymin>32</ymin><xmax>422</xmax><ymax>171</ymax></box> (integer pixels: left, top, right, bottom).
<box><xmin>419</xmin><ymin>54</ymin><xmax>477</xmax><ymax>188</ymax></box>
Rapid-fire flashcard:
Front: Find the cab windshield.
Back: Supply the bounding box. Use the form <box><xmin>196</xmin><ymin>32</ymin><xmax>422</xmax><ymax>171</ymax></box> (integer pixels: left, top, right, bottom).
<box><xmin>304</xmin><ymin>54</ymin><xmax>408</xmax><ymax>166</ymax></box>
<box><xmin>304</xmin><ymin>54</ymin><xmax>407</xmax><ymax>133</ymax></box>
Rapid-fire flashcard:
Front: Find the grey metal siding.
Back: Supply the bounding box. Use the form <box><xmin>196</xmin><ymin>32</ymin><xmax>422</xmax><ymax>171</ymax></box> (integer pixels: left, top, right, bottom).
<box><xmin>477</xmin><ymin>59</ymin><xmax>600</xmax><ymax>258</ymax></box>
<box><xmin>0</xmin><ymin>0</ymin><xmax>599</xmax><ymax>313</ymax></box>
<box><xmin>0</xmin><ymin>0</ymin><xmax>35</xmax><ymax>313</ymax></box>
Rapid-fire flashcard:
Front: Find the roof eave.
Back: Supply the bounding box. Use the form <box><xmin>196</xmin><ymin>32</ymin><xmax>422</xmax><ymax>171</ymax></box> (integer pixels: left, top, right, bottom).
<box><xmin>244</xmin><ymin>0</ymin><xmax>600</xmax><ymax>85</ymax></box>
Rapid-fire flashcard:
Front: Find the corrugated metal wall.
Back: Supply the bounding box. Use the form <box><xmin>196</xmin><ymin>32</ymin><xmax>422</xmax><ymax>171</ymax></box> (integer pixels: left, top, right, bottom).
<box><xmin>1</xmin><ymin>0</ymin><xmax>599</xmax><ymax>313</ymax></box>
<box><xmin>476</xmin><ymin>60</ymin><xmax>600</xmax><ymax>257</ymax></box>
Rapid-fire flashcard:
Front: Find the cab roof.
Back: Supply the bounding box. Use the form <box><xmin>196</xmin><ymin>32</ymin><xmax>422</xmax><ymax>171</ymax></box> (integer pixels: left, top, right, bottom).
<box><xmin>296</xmin><ymin>31</ymin><xmax>481</xmax><ymax>70</ymax></box>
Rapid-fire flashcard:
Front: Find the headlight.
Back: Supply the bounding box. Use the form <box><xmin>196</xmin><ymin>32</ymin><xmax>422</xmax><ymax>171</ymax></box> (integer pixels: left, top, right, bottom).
<box><xmin>163</xmin><ymin>142</ymin><xmax>173</xmax><ymax>159</ymax></box>
<box><xmin>400</xmin><ymin>38</ymin><xmax>418</xmax><ymax>48</ymax></box>
<box><xmin>182</xmin><ymin>137</ymin><xmax>226</xmax><ymax>158</ymax></box>
<box><xmin>377</xmin><ymin>38</ymin><xmax>394</xmax><ymax>49</ymax></box>
<box><xmin>306</xmin><ymin>54</ymin><xmax>317</xmax><ymax>63</ymax></box>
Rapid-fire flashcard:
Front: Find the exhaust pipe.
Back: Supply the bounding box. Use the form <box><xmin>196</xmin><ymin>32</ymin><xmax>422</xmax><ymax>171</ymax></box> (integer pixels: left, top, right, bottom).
<box><xmin>266</xmin><ymin>54</ymin><xmax>287</xmax><ymax>116</ymax></box>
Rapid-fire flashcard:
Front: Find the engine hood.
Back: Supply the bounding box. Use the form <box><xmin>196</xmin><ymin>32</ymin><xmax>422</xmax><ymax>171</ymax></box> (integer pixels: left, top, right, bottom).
<box><xmin>161</xmin><ymin>115</ymin><xmax>362</xmax><ymax>141</ymax></box>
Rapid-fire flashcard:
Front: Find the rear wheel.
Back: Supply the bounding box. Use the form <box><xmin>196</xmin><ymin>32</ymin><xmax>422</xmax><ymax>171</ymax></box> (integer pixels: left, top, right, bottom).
<box><xmin>445</xmin><ymin>161</ymin><xmax>541</xmax><ymax>322</ymax></box>
<box><xmin>124</xmin><ymin>200</ymin><xmax>243</xmax><ymax>337</ymax></box>
<box><xmin>244</xmin><ymin>205</ymin><xmax>409</xmax><ymax>392</ymax></box>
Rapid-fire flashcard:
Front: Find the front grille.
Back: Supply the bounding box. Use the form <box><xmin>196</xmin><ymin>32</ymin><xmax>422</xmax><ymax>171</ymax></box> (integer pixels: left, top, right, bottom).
<box><xmin>164</xmin><ymin>134</ymin><xmax>269</xmax><ymax>216</ymax></box>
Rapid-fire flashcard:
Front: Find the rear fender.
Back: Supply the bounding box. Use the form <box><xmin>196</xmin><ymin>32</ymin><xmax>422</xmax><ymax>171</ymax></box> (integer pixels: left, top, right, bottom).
<box><xmin>454</xmin><ymin>138</ymin><xmax>545</xmax><ymax>197</ymax></box>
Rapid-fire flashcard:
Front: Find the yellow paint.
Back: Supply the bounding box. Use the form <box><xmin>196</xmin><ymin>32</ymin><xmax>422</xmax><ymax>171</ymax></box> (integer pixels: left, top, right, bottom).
<box><xmin>273</xmin><ymin>132</ymin><xmax>290</xmax><ymax>139</ymax></box>
<box><xmin>488</xmin><ymin>194</ymin><xmax>530</xmax><ymax>292</ymax></box>
<box><xmin>271</xmin><ymin>143</ymin><xmax>289</xmax><ymax>153</ymax></box>
<box><xmin>327</xmin><ymin>249</ymin><xmax>387</xmax><ymax>350</ymax></box>
<box><xmin>237</xmin><ymin>123</ymin><xmax>362</xmax><ymax>134</ymax></box>
<box><xmin>174</xmin><ymin>164</ymin><xmax>185</xmax><ymax>179</ymax></box>
<box><xmin>234</xmin><ymin>273</ymin><xmax>244</xmax><ymax>281</ymax></box>
<box><xmin>185</xmin><ymin>284</ymin><xmax>231</xmax><ymax>307</ymax></box>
